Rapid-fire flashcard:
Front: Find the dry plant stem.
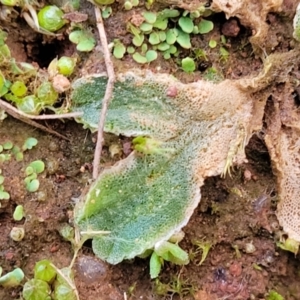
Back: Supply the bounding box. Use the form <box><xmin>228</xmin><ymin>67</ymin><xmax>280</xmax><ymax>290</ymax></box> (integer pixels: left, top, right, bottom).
<box><xmin>93</xmin><ymin>5</ymin><xmax>116</xmax><ymax>179</ymax></box>
<box><xmin>0</xmin><ymin>99</ymin><xmax>82</xmax><ymax>140</ymax></box>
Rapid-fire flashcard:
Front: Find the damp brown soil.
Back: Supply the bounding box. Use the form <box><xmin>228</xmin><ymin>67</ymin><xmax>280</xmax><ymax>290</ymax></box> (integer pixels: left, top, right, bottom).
<box><xmin>1</xmin><ymin>1</ymin><xmax>300</xmax><ymax>299</ymax></box>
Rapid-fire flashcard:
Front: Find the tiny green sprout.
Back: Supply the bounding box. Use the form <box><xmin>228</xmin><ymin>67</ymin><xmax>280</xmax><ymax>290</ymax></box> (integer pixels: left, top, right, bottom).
<box><xmin>145</xmin><ymin>50</ymin><xmax>158</xmax><ymax>62</ymax></box>
<box><xmin>34</xmin><ymin>260</ymin><xmax>57</xmax><ymax>283</ymax></box>
<box><xmin>69</xmin><ymin>30</ymin><xmax>96</xmax><ymax>52</ymax></box>
<box><xmin>193</xmin><ymin>26</ymin><xmax>199</xmax><ymax>34</ymax></box>
<box><xmin>0</xmin><ymin>268</ymin><xmax>24</xmax><ymax>287</ymax></box>
<box><xmin>181</xmin><ymin>57</ymin><xmax>196</xmax><ymax>73</ymax></box>
<box><xmin>132</xmin><ymin>34</ymin><xmax>144</xmax><ymax>47</ymax></box>
<box><xmin>132</xmin><ymin>52</ymin><xmax>147</xmax><ymax>64</ymax></box>
<box><xmin>157</xmin><ymin>42</ymin><xmax>170</xmax><ymax>51</ymax></box>
<box><xmin>149</xmin><ymin>32</ymin><xmax>160</xmax><ymax>45</ymax></box>
<box><xmin>220</xmin><ymin>35</ymin><xmax>227</xmax><ymax>44</ymax></box>
<box><xmin>209</xmin><ymin>39</ymin><xmax>217</xmax><ymax>48</ymax></box>
<box><xmin>113</xmin><ymin>40</ymin><xmax>126</xmax><ymax>59</ymax></box>
<box><xmin>124</xmin><ymin>1</ymin><xmax>133</xmax><ymax>10</ymax></box>
<box><xmin>176</xmin><ymin>30</ymin><xmax>191</xmax><ymax>49</ymax></box>
<box><xmin>127</xmin><ymin>46</ymin><xmax>135</xmax><ymax>54</ymax></box>
<box><xmin>22</xmin><ymin>137</ymin><xmax>38</xmax><ymax>151</ymax></box>
<box><xmin>198</xmin><ymin>19</ymin><xmax>214</xmax><ymax>34</ymax></box>
<box><xmin>166</xmin><ymin>29</ymin><xmax>177</xmax><ymax>45</ymax></box>
<box><xmin>26</xmin><ymin>179</ymin><xmax>40</xmax><ymax>193</ymax></box>
<box><xmin>13</xmin><ymin>205</ymin><xmax>24</xmax><ymax>221</ymax></box>
<box><xmin>220</xmin><ymin>46</ymin><xmax>229</xmax><ymax>61</ymax></box>
<box><xmin>150</xmin><ymin>241</ymin><xmax>189</xmax><ymax>278</ymax></box>
<box><xmin>30</xmin><ymin>160</ymin><xmax>45</xmax><ymax>174</ymax></box>
<box><xmin>192</xmin><ymin>240</ymin><xmax>212</xmax><ymax>265</ymax></box>
<box><xmin>139</xmin><ymin>22</ymin><xmax>153</xmax><ymax>32</ymax></box>
<box><xmin>59</xmin><ymin>224</ymin><xmax>75</xmax><ymax>244</ymax></box>
<box><xmin>101</xmin><ymin>6</ymin><xmax>112</xmax><ymax>18</ymax></box>
<box><xmin>178</xmin><ymin>17</ymin><xmax>194</xmax><ymax>34</ymax></box>
<box><xmin>10</xmin><ymin>227</ymin><xmax>25</xmax><ymax>241</ymax></box>
<box><xmin>23</xmin><ymin>279</ymin><xmax>51</xmax><ymax>300</ymax></box>
<box><xmin>37</xmin><ymin>5</ymin><xmax>66</xmax><ymax>32</ymax></box>
<box><xmin>267</xmin><ymin>290</ymin><xmax>284</xmax><ymax>300</ymax></box>
<box><xmin>3</xmin><ymin>141</ymin><xmax>13</xmax><ymax>150</ymax></box>
<box><xmin>141</xmin><ymin>43</ymin><xmax>148</xmax><ymax>54</ymax></box>
<box><xmin>10</xmin><ymin>81</ymin><xmax>27</xmax><ymax>97</ymax></box>
<box><xmin>143</xmin><ymin>11</ymin><xmax>157</xmax><ymax>24</ymax></box>
<box><xmin>150</xmin><ymin>252</ymin><xmax>162</xmax><ymax>279</ymax></box>
<box><xmin>57</xmin><ymin>56</ymin><xmax>77</xmax><ymax>76</ymax></box>
<box><xmin>131</xmin><ymin>0</ymin><xmax>139</xmax><ymax>6</ymax></box>
<box><xmin>25</xmin><ymin>166</ymin><xmax>34</xmax><ymax>176</ymax></box>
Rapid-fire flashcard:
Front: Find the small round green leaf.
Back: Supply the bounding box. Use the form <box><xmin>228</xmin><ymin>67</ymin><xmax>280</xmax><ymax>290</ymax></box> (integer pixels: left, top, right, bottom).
<box><xmin>127</xmin><ymin>46</ymin><xmax>135</xmax><ymax>54</ymax></box>
<box><xmin>3</xmin><ymin>141</ymin><xmax>13</xmax><ymax>150</ymax></box>
<box><xmin>26</xmin><ymin>179</ymin><xmax>40</xmax><ymax>193</ymax></box>
<box><xmin>176</xmin><ymin>30</ymin><xmax>191</xmax><ymax>49</ymax></box>
<box><xmin>198</xmin><ymin>19</ymin><xmax>214</xmax><ymax>34</ymax></box>
<box><xmin>132</xmin><ymin>34</ymin><xmax>144</xmax><ymax>47</ymax></box>
<box><xmin>13</xmin><ymin>205</ymin><xmax>24</xmax><ymax>221</ymax></box>
<box><xmin>181</xmin><ymin>57</ymin><xmax>196</xmax><ymax>73</ymax></box>
<box><xmin>29</xmin><ymin>160</ymin><xmax>45</xmax><ymax>174</ymax></box>
<box><xmin>140</xmin><ymin>23</ymin><xmax>153</xmax><ymax>32</ymax></box>
<box><xmin>23</xmin><ymin>137</ymin><xmax>38</xmax><ymax>151</ymax></box>
<box><xmin>145</xmin><ymin>50</ymin><xmax>158</xmax><ymax>62</ymax></box>
<box><xmin>178</xmin><ymin>16</ymin><xmax>194</xmax><ymax>33</ymax></box>
<box><xmin>149</xmin><ymin>32</ymin><xmax>160</xmax><ymax>45</ymax></box>
<box><xmin>132</xmin><ymin>53</ymin><xmax>148</xmax><ymax>64</ymax></box>
<box><xmin>209</xmin><ymin>39</ymin><xmax>217</xmax><ymax>48</ymax></box>
<box><xmin>143</xmin><ymin>11</ymin><xmax>157</xmax><ymax>24</ymax></box>
<box><xmin>10</xmin><ymin>81</ymin><xmax>27</xmax><ymax>97</ymax></box>
<box><xmin>37</xmin><ymin>5</ymin><xmax>66</xmax><ymax>32</ymax></box>
<box><xmin>113</xmin><ymin>40</ymin><xmax>126</xmax><ymax>59</ymax></box>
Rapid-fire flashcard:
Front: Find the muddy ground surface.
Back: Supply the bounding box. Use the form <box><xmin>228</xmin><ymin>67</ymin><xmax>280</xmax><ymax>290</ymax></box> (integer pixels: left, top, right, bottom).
<box><xmin>1</xmin><ymin>0</ymin><xmax>300</xmax><ymax>299</ymax></box>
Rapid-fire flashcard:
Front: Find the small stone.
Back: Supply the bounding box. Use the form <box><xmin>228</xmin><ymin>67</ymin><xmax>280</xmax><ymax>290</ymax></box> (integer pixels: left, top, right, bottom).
<box><xmin>243</xmin><ymin>169</ymin><xmax>252</xmax><ymax>181</ymax></box>
<box><xmin>245</xmin><ymin>242</ymin><xmax>256</xmax><ymax>253</ymax></box>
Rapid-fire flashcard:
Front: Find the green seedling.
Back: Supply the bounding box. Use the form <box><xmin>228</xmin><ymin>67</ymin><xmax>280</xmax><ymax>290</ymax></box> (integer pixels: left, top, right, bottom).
<box><xmin>101</xmin><ymin>6</ymin><xmax>112</xmax><ymax>19</ymax></box>
<box><xmin>37</xmin><ymin>5</ymin><xmax>66</xmax><ymax>32</ymax></box>
<box><xmin>149</xmin><ymin>32</ymin><xmax>160</xmax><ymax>45</ymax></box>
<box><xmin>23</xmin><ymin>279</ymin><xmax>52</xmax><ymax>300</ymax></box>
<box><xmin>57</xmin><ymin>56</ymin><xmax>77</xmax><ymax>76</ymax></box>
<box><xmin>220</xmin><ymin>46</ymin><xmax>229</xmax><ymax>62</ymax></box>
<box><xmin>209</xmin><ymin>39</ymin><xmax>217</xmax><ymax>48</ymax></box>
<box><xmin>13</xmin><ymin>205</ymin><xmax>24</xmax><ymax>221</ymax></box>
<box><xmin>132</xmin><ymin>53</ymin><xmax>147</xmax><ymax>64</ymax></box>
<box><xmin>10</xmin><ymin>80</ymin><xmax>27</xmax><ymax>97</ymax></box>
<box><xmin>124</xmin><ymin>1</ymin><xmax>133</xmax><ymax>10</ymax></box>
<box><xmin>267</xmin><ymin>290</ymin><xmax>284</xmax><ymax>300</ymax></box>
<box><xmin>143</xmin><ymin>11</ymin><xmax>157</xmax><ymax>24</ymax></box>
<box><xmin>22</xmin><ymin>137</ymin><xmax>38</xmax><ymax>151</ymax></box>
<box><xmin>34</xmin><ymin>260</ymin><xmax>57</xmax><ymax>283</ymax></box>
<box><xmin>145</xmin><ymin>50</ymin><xmax>157</xmax><ymax>62</ymax></box>
<box><xmin>10</xmin><ymin>226</ymin><xmax>25</xmax><ymax>241</ymax></box>
<box><xmin>140</xmin><ymin>23</ymin><xmax>153</xmax><ymax>32</ymax></box>
<box><xmin>113</xmin><ymin>40</ymin><xmax>126</xmax><ymax>59</ymax></box>
<box><xmin>28</xmin><ymin>160</ymin><xmax>45</xmax><ymax>174</ymax></box>
<box><xmin>127</xmin><ymin>46</ymin><xmax>135</xmax><ymax>54</ymax></box>
<box><xmin>0</xmin><ymin>268</ymin><xmax>24</xmax><ymax>287</ymax></box>
<box><xmin>69</xmin><ymin>30</ymin><xmax>96</xmax><ymax>52</ymax></box>
<box><xmin>3</xmin><ymin>141</ymin><xmax>13</xmax><ymax>150</ymax></box>
<box><xmin>26</xmin><ymin>179</ymin><xmax>40</xmax><ymax>192</ymax></box>
<box><xmin>150</xmin><ymin>241</ymin><xmax>189</xmax><ymax>278</ymax></box>
<box><xmin>181</xmin><ymin>57</ymin><xmax>196</xmax><ymax>73</ymax></box>
<box><xmin>178</xmin><ymin>16</ymin><xmax>194</xmax><ymax>34</ymax></box>
<box><xmin>176</xmin><ymin>30</ymin><xmax>191</xmax><ymax>49</ymax></box>
<box><xmin>53</xmin><ymin>267</ymin><xmax>78</xmax><ymax>300</ymax></box>
<box><xmin>132</xmin><ymin>34</ymin><xmax>144</xmax><ymax>47</ymax></box>
<box><xmin>25</xmin><ymin>160</ymin><xmax>44</xmax><ymax>192</ymax></box>
<box><xmin>198</xmin><ymin>19</ymin><xmax>214</xmax><ymax>34</ymax></box>
<box><xmin>191</xmin><ymin>240</ymin><xmax>212</xmax><ymax>265</ymax></box>
<box><xmin>277</xmin><ymin>237</ymin><xmax>300</xmax><ymax>255</ymax></box>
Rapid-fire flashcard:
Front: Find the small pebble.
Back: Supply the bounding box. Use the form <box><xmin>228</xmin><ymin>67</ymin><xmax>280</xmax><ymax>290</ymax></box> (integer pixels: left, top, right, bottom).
<box><xmin>49</xmin><ymin>141</ymin><xmax>59</xmax><ymax>152</ymax></box>
<box><xmin>245</xmin><ymin>242</ymin><xmax>256</xmax><ymax>253</ymax></box>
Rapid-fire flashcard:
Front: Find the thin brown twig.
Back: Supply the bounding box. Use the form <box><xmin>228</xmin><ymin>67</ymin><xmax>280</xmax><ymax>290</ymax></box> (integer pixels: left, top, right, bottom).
<box><xmin>92</xmin><ymin>5</ymin><xmax>116</xmax><ymax>179</ymax></box>
<box><xmin>0</xmin><ymin>98</ymin><xmax>82</xmax><ymax>140</ymax></box>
